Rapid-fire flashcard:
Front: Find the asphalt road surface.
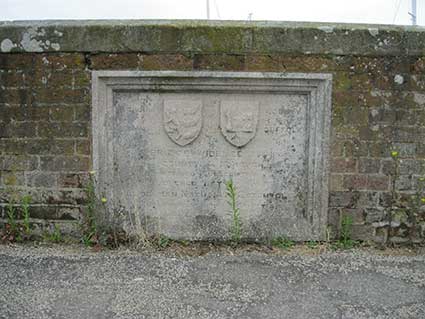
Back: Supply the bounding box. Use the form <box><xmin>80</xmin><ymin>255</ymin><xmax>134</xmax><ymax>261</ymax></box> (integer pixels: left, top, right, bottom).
<box><xmin>0</xmin><ymin>245</ymin><xmax>424</xmax><ymax>319</ymax></box>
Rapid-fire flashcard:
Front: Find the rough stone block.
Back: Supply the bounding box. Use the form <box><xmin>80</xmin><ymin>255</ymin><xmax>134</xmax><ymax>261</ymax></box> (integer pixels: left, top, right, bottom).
<box><xmin>26</xmin><ymin>171</ymin><xmax>57</xmax><ymax>188</ymax></box>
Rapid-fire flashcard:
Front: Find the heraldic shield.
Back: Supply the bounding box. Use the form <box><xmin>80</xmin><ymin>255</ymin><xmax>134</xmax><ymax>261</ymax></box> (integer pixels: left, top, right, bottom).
<box><xmin>163</xmin><ymin>99</ymin><xmax>203</xmax><ymax>146</ymax></box>
<box><xmin>220</xmin><ymin>101</ymin><xmax>259</xmax><ymax>147</ymax></box>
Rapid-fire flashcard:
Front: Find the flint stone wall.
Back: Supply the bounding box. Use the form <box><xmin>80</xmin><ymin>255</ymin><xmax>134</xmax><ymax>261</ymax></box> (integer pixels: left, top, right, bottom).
<box><xmin>1</xmin><ymin>20</ymin><xmax>425</xmax><ymax>243</ymax></box>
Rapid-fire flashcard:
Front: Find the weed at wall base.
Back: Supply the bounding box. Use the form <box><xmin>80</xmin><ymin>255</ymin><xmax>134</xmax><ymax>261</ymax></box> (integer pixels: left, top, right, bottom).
<box><xmin>1</xmin><ymin>193</ymin><xmax>33</xmax><ymax>243</ymax></box>
<box><xmin>333</xmin><ymin>214</ymin><xmax>358</xmax><ymax>250</ymax></box>
<box><xmin>225</xmin><ymin>179</ymin><xmax>241</xmax><ymax>244</ymax></box>
<box><xmin>271</xmin><ymin>237</ymin><xmax>294</xmax><ymax>249</ymax></box>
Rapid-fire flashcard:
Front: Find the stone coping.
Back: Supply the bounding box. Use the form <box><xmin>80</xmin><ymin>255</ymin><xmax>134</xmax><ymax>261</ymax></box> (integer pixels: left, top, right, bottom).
<box><xmin>0</xmin><ymin>19</ymin><xmax>424</xmax><ymax>55</ymax></box>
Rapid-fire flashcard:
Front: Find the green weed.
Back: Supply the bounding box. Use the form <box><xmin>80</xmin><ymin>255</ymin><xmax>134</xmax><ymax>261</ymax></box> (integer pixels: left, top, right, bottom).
<box><xmin>81</xmin><ymin>172</ymin><xmax>99</xmax><ymax>246</ymax></box>
<box><xmin>225</xmin><ymin>179</ymin><xmax>241</xmax><ymax>243</ymax></box>
<box><xmin>307</xmin><ymin>240</ymin><xmax>318</xmax><ymax>249</ymax></box>
<box><xmin>158</xmin><ymin>235</ymin><xmax>171</xmax><ymax>248</ymax></box>
<box><xmin>271</xmin><ymin>237</ymin><xmax>294</xmax><ymax>249</ymax></box>
<box><xmin>43</xmin><ymin>225</ymin><xmax>62</xmax><ymax>243</ymax></box>
<box><xmin>334</xmin><ymin>215</ymin><xmax>357</xmax><ymax>249</ymax></box>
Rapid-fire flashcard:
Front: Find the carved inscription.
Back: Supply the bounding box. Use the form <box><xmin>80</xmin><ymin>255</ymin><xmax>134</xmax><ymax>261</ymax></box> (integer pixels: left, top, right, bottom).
<box><xmin>163</xmin><ymin>99</ymin><xmax>202</xmax><ymax>146</ymax></box>
<box><xmin>220</xmin><ymin>101</ymin><xmax>259</xmax><ymax>147</ymax></box>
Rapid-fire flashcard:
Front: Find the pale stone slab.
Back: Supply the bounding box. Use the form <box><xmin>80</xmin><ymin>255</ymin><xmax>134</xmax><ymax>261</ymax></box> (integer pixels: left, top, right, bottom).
<box><xmin>92</xmin><ymin>71</ymin><xmax>332</xmax><ymax>241</ymax></box>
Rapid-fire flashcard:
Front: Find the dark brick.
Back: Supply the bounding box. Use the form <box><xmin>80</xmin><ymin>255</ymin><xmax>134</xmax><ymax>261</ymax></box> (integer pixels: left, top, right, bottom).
<box><xmin>0</xmin><ymin>87</ymin><xmax>33</xmax><ymax>106</ymax></box>
<box><xmin>32</xmin><ymin>88</ymin><xmax>90</xmax><ymax>105</ymax></box>
<box><xmin>343</xmin><ymin>140</ymin><xmax>369</xmax><ymax>157</ymax></box>
<box><xmin>0</xmin><ymin>122</ymin><xmax>36</xmax><ymax>138</ymax></box>
<box><xmin>0</xmin><ymin>106</ymin><xmax>50</xmax><ymax>122</ymax></box>
<box><xmin>395</xmin><ymin>109</ymin><xmax>417</xmax><ymax>125</ymax></box>
<box><xmin>343</xmin><ymin>175</ymin><xmax>368</xmax><ymax>190</ymax></box>
<box><xmin>0</xmin><ymin>54</ymin><xmax>34</xmax><ymax>70</ymax></box>
<box><xmin>340</xmin><ymin>208</ymin><xmax>365</xmax><ymax>224</ymax></box>
<box><xmin>393</xmin><ymin>143</ymin><xmax>416</xmax><ymax>158</ymax></box>
<box><xmin>351</xmin><ymin>225</ymin><xmax>376</xmax><ymax>241</ymax></box>
<box><xmin>245</xmin><ymin>55</ymin><xmax>335</xmax><ymax>72</ymax></box>
<box><xmin>49</xmin><ymin>106</ymin><xmax>74</xmax><ymax>122</ymax></box>
<box><xmin>1</xmin><ymin>171</ymin><xmax>25</xmax><ymax>186</ymax></box>
<box><xmin>359</xmin><ymin>158</ymin><xmax>380</xmax><ymax>173</ymax></box>
<box><xmin>76</xmin><ymin>140</ymin><xmax>91</xmax><ymax>155</ymax></box>
<box><xmin>357</xmin><ymin>191</ymin><xmax>380</xmax><ymax>208</ymax></box>
<box><xmin>91</xmin><ymin>53</ymin><xmax>141</xmax><ymax>70</ymax></box>
<box><xmin>393</xmin><ymin>127</ymin><xmax>425</xmax><ymax>143</ymax></box>
<box><xmin>368</xmin><ymin>107</ymin><xmax>396</xmax><ymax>124</ymax></box>
<box><xmin>74</xmin><ymin>105</ymin><xmax>90</xmax><ymax>122</ymax></box>
<box><xmin>40</xmin><ymin>156</ymin><xmax>89</xmax><ymax>172</ymax></box>
<box><xmin>58</xmin><ymin>173</ymin><xmax>87</xmax><ymax>188</ymax></box>
<box><xmin>369</xmin><ymin>142</ymin><xmax>392</xmax><ymax>158</ymax></box>
<box><xmin>327</xmin><ymin>208</ymin><xmax>340</xmax><ymax>233</ymax></box>
<box><xmin>367</xmin><ymin>175</ymin><xmax>390</xmax><ymax>191</ymax></box>
<box><xmin>382</xmin><ymin>159</ymin><xmax>396</xmax><ymax>175</ymax></box>
<box><xmin>3</xmin><ymin>139</ymin><xmax>74</xmax><ymax>156</ymax></box>
<box><xmin>330</xmin><ymin>141</ymin><xmax>344</xmax><ymax>157</ymax></box>
<box><xmin>416</xmin><ymin>143</ymin><xmax>425</xmax><ymax>158</ymax></box>
<box><xmin>33</xmin><ymin>53</ymin><xmax>86</xmax><ymax>70</ymax></box>
<box><xmin>330</xmin><ymin>174</ymin><xmax>344</xmax><ymax>191</ymax></box>
<box><xmin>32</xmin><ymin>69</ymin><xmax>75</xmax><ymax>89</ymax></box>
<box><xmin>331</xmin><ymin>158</ymin><xmax>357</xmax><ymax>173</ymax></box>
<box><xmin>399</xmin><ymin>159</ymin><xmax>424</xmax><ymax>175</ymax></box>
<box><xmin>379</xmin><ymin>192</ymin><xmax>393</xmax><ymax>207</ymax></box>
<box><xmin>395</xmin><ymin>175</ymin><xmax>412</xmax><ymax>191</ymax></box>
<box><xmin>24</xmin><ymin>206</ymin><xmax>61</xmax><ymax>220</ymax></box>
<box><xmin>37</xmin><ymin>122</ymin><xmax>88</xmax><ymax>138</ymax></box>
<box><xmin>194</xmin><ymin>54</ymin><xmax>245</xmax><ymax>71</ymax></box>
<box><xmin>0</xmin><ymin>155</ymin><xmax>38</xmax><ymax>171</ymax></box>
<box><xmin>365</xmin><ymin>208</ymin><xmax>386</xmax><ymax>223</ymax></box>
<box><xmin>0</xmin><ymin>70</ymin><xmax>32</xmax><ymax>88</ymax></box>
<box><xmin>329</xmin><ymin>191</ymin><xmax>360</xmax><ymax>208</ymax></box>
<box><xmin>141</xmin><ymin>54</ymin><xmax>192</xmax><ymax>70</ymax></box>
<box><xmin>19</xmin><ymin>205</ymin><xmax>80</xmax><ymax>220</ymax></box>
<box><xmin>359</xmin><ymin>126</ymin><xmax>392</xmax><ymax>141</ymax></box>
<box><xmin>72</xmin><ymin>71</ymin><xmax>91</xmax><ymax>88</ymax></box>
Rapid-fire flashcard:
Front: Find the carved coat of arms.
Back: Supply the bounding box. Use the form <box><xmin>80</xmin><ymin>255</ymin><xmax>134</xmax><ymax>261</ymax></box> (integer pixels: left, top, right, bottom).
<box><xmin>220</xmin><ymin>101</ymin><xmax>259</xmax><ymax>147</ymax></box>
<box><xmin>163</xmin><ymin>99</ymin><xmax>203</xmax><ymax>146</ymax></box>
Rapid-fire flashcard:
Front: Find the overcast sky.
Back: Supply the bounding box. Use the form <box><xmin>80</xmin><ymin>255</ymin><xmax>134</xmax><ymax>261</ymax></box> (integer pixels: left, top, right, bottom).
<box><xmin>1</xmin><ymin>0</ymin><xmax>424</xmax><ymax>26</ymax></box>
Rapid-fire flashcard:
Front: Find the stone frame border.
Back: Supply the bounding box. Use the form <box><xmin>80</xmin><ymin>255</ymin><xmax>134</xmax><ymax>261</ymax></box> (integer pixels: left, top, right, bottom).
<box><xmin>92</xmin><ymin>71</ymin><xmax>332</xmax><ymax>240</ymax></box>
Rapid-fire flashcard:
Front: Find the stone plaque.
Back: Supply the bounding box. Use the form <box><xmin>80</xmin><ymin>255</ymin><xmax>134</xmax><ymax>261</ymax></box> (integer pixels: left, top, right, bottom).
<box><xmin>92</xmin><ymin>71</ymin><xmax>332</xmax><ymax>241</ymax></box>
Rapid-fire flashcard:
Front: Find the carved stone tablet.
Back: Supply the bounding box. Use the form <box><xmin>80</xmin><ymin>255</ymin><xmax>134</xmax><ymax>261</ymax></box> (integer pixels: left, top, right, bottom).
<box><xmin>92</xmin><ymin>71</ymin><xmax>332</xmax><ymax>241</ymax></box>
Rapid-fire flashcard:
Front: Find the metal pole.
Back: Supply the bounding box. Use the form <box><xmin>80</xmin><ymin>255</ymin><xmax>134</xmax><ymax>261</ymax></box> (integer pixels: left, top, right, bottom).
<box><xmin>411</xmin><ymin>0</ymin><xmax>417</xmax><ymax>25</ymax></box>
<box><xmin>207</xmin><ymin>0</ymin><xmax>210</xmax><ymax>19</ymax></box>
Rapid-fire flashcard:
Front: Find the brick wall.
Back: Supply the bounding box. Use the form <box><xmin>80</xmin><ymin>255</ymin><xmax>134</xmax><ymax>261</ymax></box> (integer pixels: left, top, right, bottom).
<box><xmin>1</xmin><ymin>21</ymin><xmax>424</xmax><ymax>243</ymax></box>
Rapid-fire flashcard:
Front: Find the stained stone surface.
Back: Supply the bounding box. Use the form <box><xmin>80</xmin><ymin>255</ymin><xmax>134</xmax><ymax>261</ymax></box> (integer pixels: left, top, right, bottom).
<box><xmin>92</xmin><ymin>71</ymin><xmax>332</xmax><ymax>240</ymax></box>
